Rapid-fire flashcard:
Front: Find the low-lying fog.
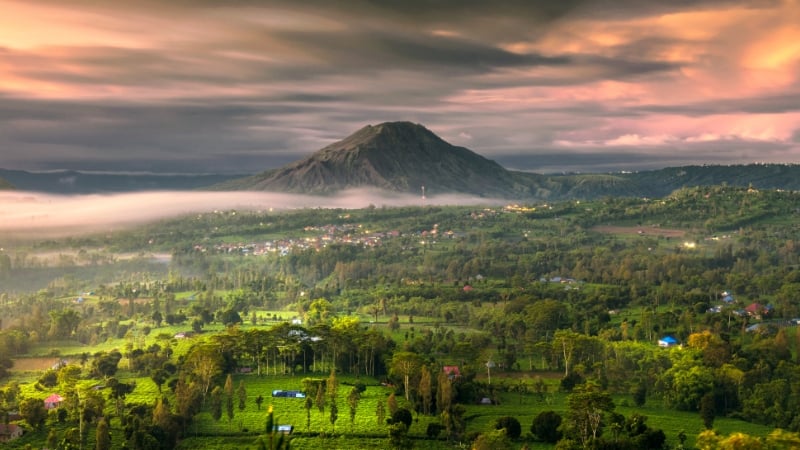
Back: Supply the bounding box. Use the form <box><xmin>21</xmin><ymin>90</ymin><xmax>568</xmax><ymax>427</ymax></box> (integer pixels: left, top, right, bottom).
<box><xmin>0</xmin><ymin>190</ymin><xmax>506</xmax><ymax>238</ymax></box>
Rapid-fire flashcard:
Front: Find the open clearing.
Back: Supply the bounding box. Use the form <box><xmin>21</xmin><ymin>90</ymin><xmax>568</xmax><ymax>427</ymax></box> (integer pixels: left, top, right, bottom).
<box><xmin>11</xmin><ymin>357</ymin><xmax>62</xmax><ymax>371</ymax></box>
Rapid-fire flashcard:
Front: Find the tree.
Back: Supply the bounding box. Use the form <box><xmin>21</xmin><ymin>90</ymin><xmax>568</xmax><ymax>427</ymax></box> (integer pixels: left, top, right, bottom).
<box><xmin>388</xmin><ymin>313</ymin><xmax>400</xmax><ymax>332</ymax></box>
<box><xmin>437</xmin><ymin>369</ymin><xmax>453</xmax><ymax>414</ymax></box>
<box><xmin>19</xmin><ymin>397</ymin><xmax>47</xmax><ymax>429</ymax></box>
<box><xmin>494</xmin><ymin>416</ymin><xmax>522</xmax><ymax>440</ymax></box>
<box><xmin>327</xmin><ymin>369</ymin><xmax>339</xmax><ymax>433</ymax></box>
<box><xmin>441</xmin><ymin>404</ymin><xmax>466</xmax><ymax>441</ymax></box>
<box><xmin>329</xmin><ymin>401</ymin><xmax>339</xmax><ymax>433</ymax></box>
<box><xmin>391</xmin><ymin>407</ymin><xmax>413</xmax><ymax>429</ymax></box>
<box><xmin>389</xmin><ymin>351</ymin><xmax>423</xmax><ymax>401</ymax></box>
<box><xmin>47</xmin><ymin>429</ymin><xmax>59</xmax><ymax>450</ymax></box>
<box><xmin>150</xmin><ymin>368</ymin><xmax>168</xmax><ymax>394</ymax></box>
<box><xmin>306</xmin><ymin>298</ymin><xmax>332</xmax><ymax>325</ymax></box>
<box><xmin>210</xmin><ymin>386</ymin><xmax>223</xmax><ymax>423</ymax></box>
<box><xmin>633</xmin><ymin>380</ymin><xmax>647</xmax><ymax>407</ymax></box>
<box><xmin>376</xmin><ymin>398</ymin><xmax>386</xmax><ymax>426</ymax></box>
<box><xmin>175</xmin><ymin>378</ymin><xmax>203</xmax><ymax>427</ymax></box>
<box><xmin>388</xmin><ymin>422</ymin><xmax>411</xmax><ymax>450</ymax></box>
<box><xmin>315</xmin><ymin>381</ymin><xmax>326</xmax><ymax>414</ymax></box>
<box><xmin>418</xmin><ymin>364</ymin><xmax>433</xmax><ymax>415</ymax></box>
<box><xmin>347</xmin><ymin>386</ymin><xmax>361</xmax><ymax>430</ymax></box>
<box><xmin>663</xmin><ymin>352</ymin><xmax>714</xmax><ymax>411</ymax></box>
<box><xmin>304</xmin><ymin>395</ymin><xmax>313</xmax><ymax>431</ymax></box>
<box><xmin>387</xmin><ymin>392</ymin><xmax>398</xmax><ymax>416</ymax></box>
<box><xmin>256</xmin><ymin>394</ymin><xmax>264</xmax><ymax>411</ymax></box>
<box><xmin>531</xmin><ymin>410</ymin><xmax>562</xmax><ymax>443</ymax></box>
<box><xmin>700</xmin><ymin>393</ymin><xmax>716</xmax><ymax>430</ymax></box>
<box><xmin>224</xmin><ymin>374</ymin><xmax>235</xmax><ymax>426</ymax></box>
<box><xmin>473</xmin><ymin>429</ymin><xmax>512</xmax><ymax>450</ymax></box>
<box><xmin>564</xmin><ymin>381</ymin><xmax>615</xmax><ymax>447</ymax></box>
<box><xmin>153</xmin><ymin>397</ymin><xmax>177</xmax><ymax>443</ymax></box>
<box><xmin>219</xmin><ymin>309</ymin><xmax>242</xmax><ymax>326</ymax></box>
<box><xmin>107</xmin><ymin>377</ymin><xmax>135</xmax><ymax>419</ymax></box>
<box><xmin>183</xmin><ymin>344</ymin><xmax>223</xmax><ymax>400</ymax></box>
<box><xmin>552</xmin><ymin>329</ymin><xmax>582</xmax><ymax>377</ymax></box>
<box><xmin>92</xmin><ymin>350</ymin><xmax>123</xmax><ymax>378</ymax></box>
<box><xmin>95</xmin><ymin>417</ymin><xmax>111</xmax><ymax>450</ymax></box>
<box><xmin>237</xmin><ymin>380</ymin><xmax>247</xmax><ymax>411</ymax></box>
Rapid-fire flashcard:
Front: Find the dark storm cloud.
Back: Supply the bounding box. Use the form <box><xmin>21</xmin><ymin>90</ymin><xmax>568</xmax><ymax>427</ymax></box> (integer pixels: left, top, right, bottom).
<box><xmin>638</xmin><ymin>92</ymin><xmax>800</xmax><ymax>116</ymax></box>
<box><xmin>2</xmin><ymin>0</ymin><xmax>799</xmax><ymax>174</ymax></box>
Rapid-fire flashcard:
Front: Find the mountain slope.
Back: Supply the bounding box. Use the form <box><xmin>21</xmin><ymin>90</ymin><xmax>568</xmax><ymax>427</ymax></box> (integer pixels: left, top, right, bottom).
<box><xmin>0</xmin><ymin>169</ymin><xmax>243</xmax><ymax>193</ymax></box>
<box><xmin>217</xmin><ymin>122</ymin><xmax>533</xmax><ymax>197</ymax></box>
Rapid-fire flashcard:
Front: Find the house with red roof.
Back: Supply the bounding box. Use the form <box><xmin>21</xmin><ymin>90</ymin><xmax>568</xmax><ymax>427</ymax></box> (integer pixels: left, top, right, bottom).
<box><xmin>44</xmin><ymin>393</ymin><xmax>64</xmax><ymax>409</ymax></box>
<box><xmin>443</xmin><ymin>365</ymin><xmax>461</xmax><ymax>379</ymax></box>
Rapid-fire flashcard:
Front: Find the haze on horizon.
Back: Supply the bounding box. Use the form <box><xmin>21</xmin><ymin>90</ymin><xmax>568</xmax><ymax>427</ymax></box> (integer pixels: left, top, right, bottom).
<box><xmin>1</xmin><ymin>0</ymin><xmax>799</xmax><ymax>175</ymax></box>
<box><xmin>0</xmin><ymin>190</ymin><xmax>505</xmax><ymax>239</ymax></box>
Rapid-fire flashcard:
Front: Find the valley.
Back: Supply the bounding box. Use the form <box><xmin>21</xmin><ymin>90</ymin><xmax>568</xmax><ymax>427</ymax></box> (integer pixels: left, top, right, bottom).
<box><xmin>0</xmin><ymin>186</ymin><xmax>799</xmax><ymax>449</ymax></box>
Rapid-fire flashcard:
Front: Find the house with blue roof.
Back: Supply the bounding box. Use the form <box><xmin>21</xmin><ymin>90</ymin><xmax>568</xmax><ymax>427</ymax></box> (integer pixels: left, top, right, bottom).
<box><xmin>658</xmin><ymin>336</ymin><xmax>679</xmax><ymax>347</ymax></box>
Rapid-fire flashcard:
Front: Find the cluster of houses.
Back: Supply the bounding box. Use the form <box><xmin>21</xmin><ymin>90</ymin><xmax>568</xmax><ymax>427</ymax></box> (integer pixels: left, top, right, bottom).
<box><xmin>190</xmin><ymin>209</ymin><xmax>541</xmax><ymax>259</ymax></box>
<box><xmin>0</xmin><ymin>393</ymin><xmax>65</xmax><ymax>443</ymax></box>
<box><xmin>706</xmin><ymin>291</ymin><xmax>775</xmax><ymax>323</ymax></box>
<box><xmin>192</xmin><ymin>224</ymin><xmax>402</xmax><ymax>257</ymax></box>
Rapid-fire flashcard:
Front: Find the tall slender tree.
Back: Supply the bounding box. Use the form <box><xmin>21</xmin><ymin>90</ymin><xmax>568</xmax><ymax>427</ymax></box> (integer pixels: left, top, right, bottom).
<box><xmin>419</xmin><ymin>365</ymin><xmax>433</xmax><ymax>415</ymax></box>
<box><xmin>237</xmin><ymin>380</ymin><xmax>247</xmax><ymax>411</ymax></box>
<box><xmin>327</xmin><ymin>369</ymin><xmax>339</xmax><ymax>433</ymax></box>
<box><xmin>224</xmin><ymin>374</ymin><xmax>235</xmax><ymax>426</ymax></box>
<box><xmin>347</xmin><ymin>386</ymin><xmax>361</xmax><ymax>430</ymax></box>
<box><xmin>210</xmin><ymin>386</ymin><xmax>223</xmax><ymax>423</ymax></box>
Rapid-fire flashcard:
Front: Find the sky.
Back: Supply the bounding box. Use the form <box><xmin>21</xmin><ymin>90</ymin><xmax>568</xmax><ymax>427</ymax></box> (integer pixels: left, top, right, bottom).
<box><xmin>2</xmin><ymin>0</ymin><xmax>800</xmax><ymax>174</ymax></box>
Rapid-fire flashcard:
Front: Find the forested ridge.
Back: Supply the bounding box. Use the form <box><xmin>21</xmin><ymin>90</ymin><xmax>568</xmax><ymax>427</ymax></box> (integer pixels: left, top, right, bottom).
<box><xmin>1</xmin><ymin>185</ymin><xmax>799</xmax><ymax>449</ymax></box>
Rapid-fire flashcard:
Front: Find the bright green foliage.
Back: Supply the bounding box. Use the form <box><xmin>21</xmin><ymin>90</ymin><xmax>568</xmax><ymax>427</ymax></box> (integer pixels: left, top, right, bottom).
<box><xmin>564</xmin><ymin>381</ymin><xmax>615</xmax><ymax>447</ymax></box>
<box><xmin>472</xmin><ymin>429</ymin><xmax>512</xmax><ymax>450</ymax></box>
<box><xmin>662</xmin><ymin>349</ymin><xmax>715</xmax><ymax>411</ymax></box>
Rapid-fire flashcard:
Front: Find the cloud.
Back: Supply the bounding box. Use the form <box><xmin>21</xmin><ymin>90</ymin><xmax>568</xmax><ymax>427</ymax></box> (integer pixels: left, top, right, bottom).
<box><xmin>0</xmin><ymin>0</ymin><xmax>799</xmax><ymax>175</ymax></box>
<box><xmin>0</xmin><ymin>190</ymin><xmax>506</xmax><ymax>238</ymax></box>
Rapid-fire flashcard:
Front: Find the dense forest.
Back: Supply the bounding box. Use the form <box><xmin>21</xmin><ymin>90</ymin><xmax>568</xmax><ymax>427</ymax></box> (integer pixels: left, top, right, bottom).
<box><xmin>1</xmin><ymin>185</ymin><xmax>799</xmax><ymax>449</ymax></box>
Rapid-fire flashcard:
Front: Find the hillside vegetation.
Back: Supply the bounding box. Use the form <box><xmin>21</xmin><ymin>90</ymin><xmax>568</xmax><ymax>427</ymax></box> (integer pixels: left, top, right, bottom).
<box><xmin>0</xmin><ymin>185</ymin><xmax>799</xmax><ymax>449</ymax></box>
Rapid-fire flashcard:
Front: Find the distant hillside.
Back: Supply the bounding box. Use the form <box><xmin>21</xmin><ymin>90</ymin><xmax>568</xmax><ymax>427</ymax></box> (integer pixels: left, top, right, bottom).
<box><xmin>214</xmin><ymin>121</ymin><xmax>535</xmax><ymax>198</ymax></box>
<box><xmin>0</xmin><ymin>169</ymin><xmax>245</xmax><ymax>194</ymax></box>
<box><xmin>0</xmin><ymin>176</ymin><xmax>13</xmax><ymax>190</ymax></box>
<box><xmin>619</xmin><ymin>165</ymin><xmax>800</xmax><ymax>196</ymax></box>
<box><xmin>218</xmin><ymin>122</ymin><xmax>800</xmax><ymax>200</ymax></box>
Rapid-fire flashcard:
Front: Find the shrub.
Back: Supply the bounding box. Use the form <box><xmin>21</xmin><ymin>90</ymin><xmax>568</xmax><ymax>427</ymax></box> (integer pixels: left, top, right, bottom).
<box><xmin>633</xmin><ymin>381</ymin><xmax>647</xmax><ymax>407</ymax></box>
<box><xmin>390</xmin><ymin>408</ymin><xmax>413</xmax><ymax>429</ymax></box>
<box><xmin>531</xmin><ymin>410</ymin><xmax>562</xmax><ymax>443</ymax></box>
<box><xmin>494</xmin><ymin>416</ymin><xmax>521</xmax><ymax>440</ymax></box>
<box><xmin>560</xmin><ymin>372</ymin><xmax>583</xmax><ymax>392</ymax></box>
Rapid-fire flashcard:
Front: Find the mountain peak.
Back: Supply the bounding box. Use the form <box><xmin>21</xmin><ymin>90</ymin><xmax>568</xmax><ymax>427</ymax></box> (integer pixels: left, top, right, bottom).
<box><xmin>222</xmin><ymin>122</ymin><xmax>527</xmax><ymax>197</ymax></box>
